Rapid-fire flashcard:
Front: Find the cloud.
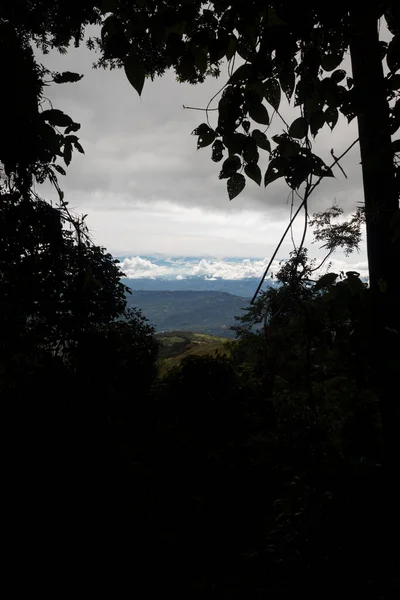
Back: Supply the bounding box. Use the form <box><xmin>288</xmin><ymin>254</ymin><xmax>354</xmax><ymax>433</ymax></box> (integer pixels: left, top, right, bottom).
<box><xmin>118</xmin><ymin>255</ymin><xmax>369</xmax><ymax>281</ymax></box>
<box><xmin>119</xmin><ymin>256</ymin><xmax>172</xmax><ymax>279</ymax></box>
<box><xmin>35</xmin><ymin>31</ymin><xmax>365</xmax><ymax>260</ymax></box>
<box><xmin>119</xmin><ymin>256</ymin><xmax>283</xmax><ymax>280</ymax></box>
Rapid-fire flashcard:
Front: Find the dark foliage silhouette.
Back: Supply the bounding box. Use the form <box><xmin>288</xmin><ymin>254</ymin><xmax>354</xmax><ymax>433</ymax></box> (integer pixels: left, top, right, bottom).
<box><xmin>1</xmin><ymin>1</ymin><xmax>399</xmax><ymax>597</ymax></box>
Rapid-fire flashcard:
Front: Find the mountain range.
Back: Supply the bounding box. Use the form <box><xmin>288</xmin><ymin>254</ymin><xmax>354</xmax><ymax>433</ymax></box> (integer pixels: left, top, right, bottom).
<box><xmin>125</xmin><ymin>289</ymin><xmax>250</xmax><ymax>337</ymax></box>
<box><xmin>124</xmin><ymin>276</ymin><xmax>273</xmax><ymax>297</ymax></box>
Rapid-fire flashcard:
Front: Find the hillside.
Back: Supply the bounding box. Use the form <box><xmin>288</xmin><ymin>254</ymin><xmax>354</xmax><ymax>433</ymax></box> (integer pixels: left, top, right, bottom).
<box><xmin>157</xmin><ymin>331</ymin><xmax>234</xmax><ymax>372</ymax></box>
<box><xmin>124</xmin><ymin>276</ymin><xmax>274</xmax><ymax>297</ymax></box>
<box><xmin>126</xmin><ymin>290</ymin><xmax>249</xmax><ymax>337</ymax></box>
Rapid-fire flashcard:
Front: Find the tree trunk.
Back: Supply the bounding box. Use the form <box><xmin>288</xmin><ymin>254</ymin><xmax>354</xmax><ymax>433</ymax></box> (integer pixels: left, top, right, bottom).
<box><xmin>350</xmin><ymin>6</ymin><xmax>399</xmax><ymax>587</ymax></box>
<box><xmin>350</xmin><ymin>7</ymin><xmax>399</xmax><ymax>296</ymax></box>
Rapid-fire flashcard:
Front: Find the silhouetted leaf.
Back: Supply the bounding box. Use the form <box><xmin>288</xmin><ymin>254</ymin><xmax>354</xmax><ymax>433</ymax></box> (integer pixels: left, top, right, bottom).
<box><xmin>315</xmin><ymin>272</ymin><xmax>338</xmax><ymax>290</ymax></box>
<box><xmin>387</xmin><ymin>34</ymin><xmax>400</xmax><ymax>72</ymax></box>
<box><xmin>101</xmin><ymin>14</ymin><xmax>128</xmax><ymax>58</ymax></box>
<box><xmin>389</xmin><ymin>100</ymin><xmax>400</xmax><ymax>134</ymax></box>
<box><xmin>193</xmin><ymin>123</ymin><xmax>215</xmax><ymax>148</ymax></box>
<box><xmin>212</xmin><ymin>139</ymin><xmax>224</xmax><ymax>162</ymax></box>
<box><xmin>249</xmin><ymin>102</ymin><xmax>270</xmax><ymax>125</ymax></box>
<box><xmin>227</xmin><ymin>173</ymin><xmax>246</xmax><ymax>199</ymax></box>
<box><xmin>54</xmin><ymin>164</ymin><xmax>66</xmax><ymax>176</ymax></box>
<box><xmin>229</xmin><ymin>64</ymin><xmax>253</xmax><ymax>84</ymax></box>
<box><xmin>347</xmin><ymin>77</ymin><xmax>353</xmax><ymax>89</ymax></box>
<box><xmin>209</xmin><ymin>37</ymin><xmax>227</xmax><ymax>62</ymax></box>
<box><xmin>295</xmin><ymin>78</ymin><xmax>317</xmax><ymax>107</ymax></box>
<box><xmin>223</xmin><ymin>132</ymin><xmax>247</xmax><ymax>155</ymax></box>
<box><xmin>242</xmin><ymin>137</ymin><xmax>259</xmax><ymax>163</ymax></box>
<box><xmin>124</xmin><ymin>55</ymin><xmax>145</xmax><ymax>96</ymax></box>
<box><xmin>345</xmin><ymin>273</ymin><xmax>364</xmax><ymax>295</ymax></box>
<box><xmin>267</xmin><ymin>6</ymin><xmax>285</xmax><ymax>27</ymax></box>
<box><xmin>247</xmin><ymin>81</ymin><xmax>264</xmax><ymax>100</ymax></box>
<box><xmin>263</xmin><ymin>79</ymin><xmax>281</xmax><ymax>111</ymax></box>
<box><xmin>252</xmin><ymin>129</ymin><xmax>271</xmax><ymax>152</ymax></box>
<box><xmin>244</xmin><ymin>162</ymin><xmax>261</xmax><ymax>185</ymax></box>
<box><xmin>99</xmin><ymin>0</ymin><xmax>118</xmax><ymax>13</ymax></box>
<box><xmin>218</xmin><ymin>86</ymin><xmax>243</xmax><ymax>125</ymax></box>
<box><xmin>264</xmin><ymin>157</ymin><xmax>286</xmax><ymax>187</ymax></box>
<box><xmin>274</xmin><ymin>136</ymin><xmax>300</xmax><ymax>159</ymax></box>
<box><xmin>219</xmin><ymin>155</ymin><xmax>241</xmax><ymax>179</ymax></box>
<box><xmin>65</xmin><ymin>123</ymin><xmax>81</xmax><ymax>134</ymax></box>
<box><xmin>242</xmin><ymin>119</ymin><xmax>251</xmax><ymax>133</ymax></box>
<box><xmin>53</xmin><ymin>71</ymin><xmax>84</xmax><ymax>84</ymax></box>
<box><xmin>225</xmin><ymin>35</ymin><xmax>237</xmax><ymax>60</ymax></box>
<box><xmin>310</xmin><ymin>154</ymin><xmax>334</xmax><ymax>177</ymax></box>
<box><xmin>237</xmin><ymin>37</ymin><xmax>256</xmax><ymax>61</ymax></box>
<box><xmin>323</xmin><ymin>80</ymin><xmax>346</xmax><ymax>108</ymax></box>
<box><xmin>194</xmin><ymin>48</ymin><xmax>208</xmax><ymax>74</ymax></box>
<box><xmin>279</xmin><ymin>70</ymin><xmax>295</xmax><ymax>101</ymax></box>
<box><xmin>63</xmin><ymin>143</ymin><xmax>72</xmax><ymax>166</ymax></box>
<box><xmin>389</xmin><ymin>73</ymin><xmax>400</xmax><ymax>91</ymax></box>
<box><xmin>74</xmin><ymin>141</ymin><xmax>85</xmax><ymax>154</ymax></box>
<box><xmin>325</xmin><ymin>107</ymin><xmax>339</xmax><ymax>130</ymax></box>
<box><xmin>321</xmin><ymin>51</ymin><xmax>344</xmax><ymax>72</ymax></box>
<box><xmin>285</xmin><ymin>154</ymin><xmax>312</xmax><ymax>188</ymax></box>
<box><xmin>331</xmin><ymin>69</ymin><xmax>346</xmax><ymax>83</ymax></box>
<box><xmin>289</xmin><ymin>117</ymin><xmax>308</xmax><ymax>139</ymax></box>
<box><xmin>42</xmin><ymin>109</ymin><xmax>73</xmax><ymax>128</ymax></box>
<box><xmin>310</xmin><ymin>110</ymin><xmax>325</xmax><ymax>137</ymax></box>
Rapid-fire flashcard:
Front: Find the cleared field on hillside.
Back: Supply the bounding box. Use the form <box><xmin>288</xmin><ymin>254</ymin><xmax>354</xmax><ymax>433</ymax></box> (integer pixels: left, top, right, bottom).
<box><xmin>157</xmin><ymin>331</ymin><xmax>235</xmax><ymax>373</ymax></box>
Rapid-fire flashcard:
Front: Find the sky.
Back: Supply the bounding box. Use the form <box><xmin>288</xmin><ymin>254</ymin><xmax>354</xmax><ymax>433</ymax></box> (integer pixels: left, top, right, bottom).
<box><xmin>36</xmin><ymin>30</ymin><xmax>369</xmax><ymax>279</ymax></box>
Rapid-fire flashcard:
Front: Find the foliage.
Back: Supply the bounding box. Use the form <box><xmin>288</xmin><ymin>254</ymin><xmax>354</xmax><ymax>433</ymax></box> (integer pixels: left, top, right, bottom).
<box><xmin>0</xmin><ymin>189</ymin><xmax>127</xmax><ymax>352</ymax></box>
<box><xmin>310</xmin><ymin>203</ymin><xmax>365</xmax><ymax>256</ymax></box>
<box><xmin>87</xmin><ymin>1</ymin><xmax>399</xmax><ymax>205</ymax></box>
<box><xmin>1</xmin><ymin>3</ymin><xmax>399</xmax><ymax>595</ymax></box>
<box><xmin>0</xmin><ymin>17</ymin><xmax>86</xmax><ymax>192</ymax></box>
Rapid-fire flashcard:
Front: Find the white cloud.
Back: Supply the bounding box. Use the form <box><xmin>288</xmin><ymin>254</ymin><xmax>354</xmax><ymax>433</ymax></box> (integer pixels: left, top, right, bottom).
<box><xmin>35</xmin><ymin>32</ymin><xmax>366</xmax><ymax>265</ymax></box>
<box><xmin>118</xmin><ymin>254</ymin><xmax>369</xmax><ymax>281</ymax></box>
<box><xmin>119</xmin><ymin>256</ymin><xmax>172</xmax><ymax>279</ymax></box>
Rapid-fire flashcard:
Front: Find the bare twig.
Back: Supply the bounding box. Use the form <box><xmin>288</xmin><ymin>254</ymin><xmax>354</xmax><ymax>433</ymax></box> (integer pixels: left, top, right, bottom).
<box><xmin>183</xmin><ymin>105</ymin><xmax>218</xmax><ymax>112</ymax></box>
<box><xmin>331</xmin><ymin>148</ymin><xmax>348</xmax><ymax>178</ymax></box>
<box><xmin>251</xmin><ymin>137</ymin><xmax>359</xmax><ymax>304</ymax></box>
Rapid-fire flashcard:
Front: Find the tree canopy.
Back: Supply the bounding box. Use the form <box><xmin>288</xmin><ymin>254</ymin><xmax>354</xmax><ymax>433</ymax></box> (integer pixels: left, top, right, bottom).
<box><xmin>1</xmin><ymin>1</ymin><xmax>398</xmax><ymax>288</ymax></box>
<box><xmin>1</xmin><ymin>3</ymin><xmax>400</xmax><ymax>595</ymax></box>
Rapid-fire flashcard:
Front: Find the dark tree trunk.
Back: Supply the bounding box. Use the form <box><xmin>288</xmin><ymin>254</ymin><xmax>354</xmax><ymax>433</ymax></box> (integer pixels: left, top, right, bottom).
<box><xmin>350</xmin><ymin>7</ymin><xmax>399</xmax><ymax>296</ymax></box>
<box><xmin>350</xmin><ymin>5</ymin><xmax>400</xmax><ymax>443</ymax></box>
<box><xmin>350</xmin><ymin>6</ymin><xmax>399</xmax><ymax>584</ymax></box>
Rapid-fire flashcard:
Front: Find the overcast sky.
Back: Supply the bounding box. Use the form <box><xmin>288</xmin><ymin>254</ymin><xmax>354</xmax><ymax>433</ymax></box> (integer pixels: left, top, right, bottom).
<box><xmin>37</xmin><ymin>32</ymin><xmax>368</xmax><ymax>276</ymax></box>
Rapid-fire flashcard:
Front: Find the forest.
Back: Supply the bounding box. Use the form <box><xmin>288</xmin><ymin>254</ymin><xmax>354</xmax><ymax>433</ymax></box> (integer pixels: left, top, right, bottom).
<box><xmin>1</xmin><ymin>1</ymin><xmax>399</xmax><ymax>597</ymax></box>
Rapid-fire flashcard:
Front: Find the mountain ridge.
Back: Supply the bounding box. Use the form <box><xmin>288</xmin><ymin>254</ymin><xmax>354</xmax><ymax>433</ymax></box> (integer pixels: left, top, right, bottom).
<box><xmin>124</xmin><ymin>276</ymin><xmax>274</xmax><ymax>297</ymax></box>
<box><xmin>125</xmin><ymin>289</ymin><xmax>249</xmax><ymax>337</ymax></box>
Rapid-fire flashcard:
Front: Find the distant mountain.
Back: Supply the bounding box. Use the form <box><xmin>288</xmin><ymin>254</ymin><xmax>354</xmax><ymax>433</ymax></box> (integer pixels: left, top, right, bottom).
<box><xmin>125</xmin><ymin>290</ymin><xmax>250</xmax><ymax>337</ymax></box>
<box><xmin>124</xmin><ymin>277</ymin><xmax>274</xmax><ymax>298</ymax></box>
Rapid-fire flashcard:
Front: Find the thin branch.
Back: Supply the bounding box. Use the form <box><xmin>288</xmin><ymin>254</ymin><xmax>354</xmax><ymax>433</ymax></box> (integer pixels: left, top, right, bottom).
<box><xmin>310</xmin><ymin>249</ymin><xmax>334</xmax><ymax>273</ymax></box>
<box><xmin>183</xmin><ymin>105</ymin><xmax>218</xmax><ymax>112</ymax></box>
<box><xmin>228</xmin><ymin>53</ymin><xmax>236</xmax><ymax>78</ymax></box>
<box><xmin>263</xmin><ymin>109</ymin><xmax>276</xmax><ymax>134</ymax></box>
<box><xmin>251</xmin><ymin>137</ymin><xmax>359</xmax><ymax>304</ymax></box>
<box><xmin>330</xmin><ymin>148</ymin><xmax>348</xmax><ymax>178</ymax></box>
<box><xmin>308</xmin><ymin>138</ymin><xmax>359</xmax><ymax>196</ymax></box>
<box><xmin>276</xmin><ymin>108</ymin><xmax>289</xmax><ymax>129</ymax></box>
<box><xmin>251</xmin><ymin>199</ymin><xmax>306</xmax><ymax>304</ymax></box>
<box><xmin>288</xmin><ymin>190</ymin><xmax>297</xmax><ymax>250</ymax></box>
<box><xmin>205</xmin><ymin>81</ymin><xmax>229</xmax><ymax>126</ymax></box>
<box><xmin>298</xmin><ymin>195</ymin><xmax>308</xmax><ymax>258</ymax></box>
